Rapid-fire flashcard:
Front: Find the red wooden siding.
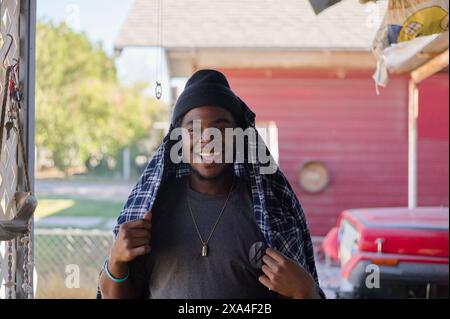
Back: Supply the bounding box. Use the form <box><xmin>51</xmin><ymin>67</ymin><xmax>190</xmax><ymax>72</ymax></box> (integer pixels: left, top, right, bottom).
<box><xmin>220</xmin><ymin>69</ymin><xmax>449</xmax><ymax>235</ymax></box>
<box><xmin>418</xmin><ymin>74</ymin><xmax>449</xmax><ymax>140</ymax></box>
<box><xmin>418</xmin><ymin>74</ymin><xmax>449</xmax><ymax>207</ymax></box>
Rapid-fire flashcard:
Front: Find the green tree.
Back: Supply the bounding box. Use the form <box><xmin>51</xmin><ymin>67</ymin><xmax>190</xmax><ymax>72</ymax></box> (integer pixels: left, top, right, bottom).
<box><xmin>36</xmin><ymin>21</ymin><xmax>165</xmax><ymax>174</ymax></box>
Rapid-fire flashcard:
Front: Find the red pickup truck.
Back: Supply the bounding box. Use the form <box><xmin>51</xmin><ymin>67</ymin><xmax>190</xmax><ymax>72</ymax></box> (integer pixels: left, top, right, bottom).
<box><xmin>322</xmin><ymin>207</ymin><xmax>449</xmax><ymax>299</ymax></box>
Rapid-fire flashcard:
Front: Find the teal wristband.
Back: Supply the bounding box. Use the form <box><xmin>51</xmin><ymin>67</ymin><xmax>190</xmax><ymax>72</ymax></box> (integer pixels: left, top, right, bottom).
<box><xmin>105</xmin><ymin>258</ymin><xmax>130</xmax><ymax>283</ymax></box>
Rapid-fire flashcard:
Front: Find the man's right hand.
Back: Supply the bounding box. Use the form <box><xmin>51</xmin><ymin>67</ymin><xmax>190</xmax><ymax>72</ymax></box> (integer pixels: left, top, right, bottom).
<box><xmin>108</xmin><ymin>212</ymin><xmax>152</xmax><ymax>276</ymax></box>
<box><xmin>100</xmin><ymin>212</ymin><xmax>152</xmax><ymax>298</ymax></box>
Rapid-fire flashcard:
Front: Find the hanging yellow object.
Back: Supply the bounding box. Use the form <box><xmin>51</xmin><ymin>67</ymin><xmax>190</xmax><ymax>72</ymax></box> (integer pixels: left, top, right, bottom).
<box><xmin>397</xmin><ymin>6</ymin><xmax>449</xmax><ymax>42</ymax></box>
<box><xmin>386</xmin><ymin>0</ymin><xmax>449</xmax><ymax>44</ymax></box>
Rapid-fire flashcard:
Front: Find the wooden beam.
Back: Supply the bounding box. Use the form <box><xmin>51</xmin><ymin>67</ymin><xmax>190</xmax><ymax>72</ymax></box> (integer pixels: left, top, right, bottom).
<box><xmin>411</xmin><ymin>49</ymin><xmax>449</xmax><ymax>84</ymax></box>
<box><xmin>167</xmin><ymin>49</ymin><xmax>377</xmax><ymax>77</ymax></box>
<box><xmin>408</xmin><ymin>80</ymin><xmax>419</xmax><ymax>209</ymax></box>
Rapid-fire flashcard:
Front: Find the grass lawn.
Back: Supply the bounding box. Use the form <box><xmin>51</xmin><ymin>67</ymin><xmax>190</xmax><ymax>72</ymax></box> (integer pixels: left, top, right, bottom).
<box><xmin>35</xmin><ymin>196</ymin><xmax>123</xmax><ymax>220</ymax></box>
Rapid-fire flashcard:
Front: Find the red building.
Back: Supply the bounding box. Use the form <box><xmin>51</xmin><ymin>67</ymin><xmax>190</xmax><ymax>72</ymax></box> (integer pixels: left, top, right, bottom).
<box><xmin>223</xmin><ymin>70</ymin><xmax>449</xmax><ymax>235</ymax></box>
<box><xmin>115</xmin><ymin>0</ymin><xmax>449</xmax><ymax>235</ymax></box>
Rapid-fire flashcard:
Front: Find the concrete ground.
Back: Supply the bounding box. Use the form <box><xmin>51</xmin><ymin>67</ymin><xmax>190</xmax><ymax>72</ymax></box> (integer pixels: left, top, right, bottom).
<box><xmin>36</xmin><ymin>179</ymin><xmax>135</xmax><ymax>203</ymax></box>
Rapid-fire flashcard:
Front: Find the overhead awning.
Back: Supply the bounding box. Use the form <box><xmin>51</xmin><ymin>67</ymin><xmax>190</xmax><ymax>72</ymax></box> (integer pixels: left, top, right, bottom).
<box><xmin>308</xmin><ymin>0</ymin><xmax>378</xmax><ymax>15</ymax></box>
<box><xmin>308</xmin><ymin>0</ymin><xmax>342</xmax><ymax>14</ymax></box>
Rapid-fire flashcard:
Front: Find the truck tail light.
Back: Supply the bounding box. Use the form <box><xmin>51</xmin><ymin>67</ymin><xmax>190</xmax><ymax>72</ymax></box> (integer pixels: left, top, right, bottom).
<box><xmin>371</xmin><ymin>258</ymin><xmax>399</xmax><ymax>267</ymax></box>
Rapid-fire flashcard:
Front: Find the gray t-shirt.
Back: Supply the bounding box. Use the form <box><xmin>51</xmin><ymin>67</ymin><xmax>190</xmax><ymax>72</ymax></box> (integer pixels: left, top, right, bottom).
<box><xmin>129</xmin><ymin>176</ymin><xmax>277</xmax><ymax>299</ymax></box>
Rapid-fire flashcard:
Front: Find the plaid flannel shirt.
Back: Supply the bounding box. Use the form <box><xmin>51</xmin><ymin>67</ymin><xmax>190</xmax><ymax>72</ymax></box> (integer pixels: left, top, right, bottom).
<box><xmin>98</xmin><ymin>98</ymin><xmax>324</xmax><ymax>299</ymax></box>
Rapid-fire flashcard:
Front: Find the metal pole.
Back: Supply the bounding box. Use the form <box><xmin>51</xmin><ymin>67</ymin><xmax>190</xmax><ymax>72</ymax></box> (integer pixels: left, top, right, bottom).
<box><xmin>27</xmin><ymin>0</ymin><xmax>37</xmax><ymax>299</ymax></box>
<box><xmin>412</xmin><ymin>49</ymin><xmax>449</xmax><ymax>84</ymax></box>
<box><xmin>408</xmin><ymin>80</ymin><xmax>419</xmax><ymax>209</ymax></box>
<box><xmin>123</xmin><ymin>148</ymin><xmax>131</xmax><ymax>181</ymax></box>
<box><xmin>16</xmin><ymin>0</ymin><xmax>37</xmax><ymax>299</ymax></box>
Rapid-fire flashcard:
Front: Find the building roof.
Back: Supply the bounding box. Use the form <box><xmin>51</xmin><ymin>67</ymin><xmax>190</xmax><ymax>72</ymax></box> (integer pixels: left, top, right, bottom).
<box><xmin>115</xmin><ymin>0</ymin><xmax>386</xmax><ymax>52</ymax></box>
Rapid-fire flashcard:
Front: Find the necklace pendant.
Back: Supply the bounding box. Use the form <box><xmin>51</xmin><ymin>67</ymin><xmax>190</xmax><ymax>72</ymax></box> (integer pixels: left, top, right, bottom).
<box><xmin>202</xmin><ymin>244</ymin><xmax>208</xmax><ymax>257</ymax></box>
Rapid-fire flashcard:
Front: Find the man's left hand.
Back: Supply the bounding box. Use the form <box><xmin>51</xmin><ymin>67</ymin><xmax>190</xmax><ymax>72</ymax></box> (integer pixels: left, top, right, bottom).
<box><xmin>258</xmin><ymin>248</ymin><xmax>321</xmax><ymax>299</ymax></box>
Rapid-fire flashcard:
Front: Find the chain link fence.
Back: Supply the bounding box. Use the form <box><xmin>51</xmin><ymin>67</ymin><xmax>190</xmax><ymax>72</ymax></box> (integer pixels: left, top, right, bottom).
<box><xmin>34</xmin><ymin>228</ymin><xmax>114</xmax><ymax>299</ymax></box>
<box><xmin>33</xmin><ymin>228</ymin><xmax>336</xmax><ymax>299</ymax></box>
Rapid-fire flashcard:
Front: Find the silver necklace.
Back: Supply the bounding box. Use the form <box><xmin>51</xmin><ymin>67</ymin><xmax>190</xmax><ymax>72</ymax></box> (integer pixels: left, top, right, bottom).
<box><xmin>187</xmin><ymin>177</ymin><xmax>236</xmax><ymax>257</ymax></box>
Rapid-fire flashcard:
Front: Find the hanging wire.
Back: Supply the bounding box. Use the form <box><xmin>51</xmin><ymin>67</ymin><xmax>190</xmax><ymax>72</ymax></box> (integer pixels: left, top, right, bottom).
<box><xmin>155</xmin><ymin>0</ymin><xmax>163</xmax><ymax>100</ymax></box>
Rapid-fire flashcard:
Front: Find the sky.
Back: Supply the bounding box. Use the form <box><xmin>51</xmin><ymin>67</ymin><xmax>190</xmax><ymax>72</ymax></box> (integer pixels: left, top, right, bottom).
<box><xmin>37</xmin><ymin>0</ymin><xmax>172</xmax><ymax>102</ymax></box>
<box><xmin>37</xmin><ymin>0</ymin><xmax>133</xmax><ymax>55</ymax></box>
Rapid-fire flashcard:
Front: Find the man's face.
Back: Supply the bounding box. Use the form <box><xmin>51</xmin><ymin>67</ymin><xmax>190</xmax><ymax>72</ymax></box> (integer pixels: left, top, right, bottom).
<box><xmin>180</xmin><ymin>106</ymin><xmax>237</xmax><ymax>180</ymax></box>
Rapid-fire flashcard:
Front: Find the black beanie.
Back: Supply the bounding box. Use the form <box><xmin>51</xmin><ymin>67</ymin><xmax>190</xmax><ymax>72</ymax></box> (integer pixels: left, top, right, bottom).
<box><xmin>171</xmin><ymin>70</ymin><xmax>244</xmax><ymax>126</ymax></box>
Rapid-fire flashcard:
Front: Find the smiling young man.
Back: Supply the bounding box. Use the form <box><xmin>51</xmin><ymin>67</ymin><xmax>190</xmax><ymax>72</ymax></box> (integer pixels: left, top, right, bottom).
<box><xmin>99</xmin><ymin>70</ymin><xmax>324</xmax><ymax>299</ymax></box>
